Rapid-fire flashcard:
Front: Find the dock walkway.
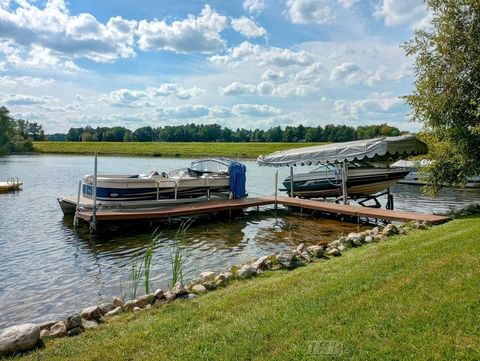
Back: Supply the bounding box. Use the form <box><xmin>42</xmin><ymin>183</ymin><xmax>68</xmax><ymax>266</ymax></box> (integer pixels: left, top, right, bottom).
<box><xmin>75</xmin><ymin>195</ymin><xmax>450</xmax><ymax>225</ymax></box>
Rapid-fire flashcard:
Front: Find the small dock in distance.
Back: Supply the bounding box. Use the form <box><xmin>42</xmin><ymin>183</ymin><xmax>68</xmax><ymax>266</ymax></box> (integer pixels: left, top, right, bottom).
<box><xmin>0</xmin><ymin>179</ymin><xmax>22</xmax><ymax>193</ymax></box>
<box><xmin>75</xmin><ymin>195</ymin><xmax>450</xmax><ymax>226</ymax></box>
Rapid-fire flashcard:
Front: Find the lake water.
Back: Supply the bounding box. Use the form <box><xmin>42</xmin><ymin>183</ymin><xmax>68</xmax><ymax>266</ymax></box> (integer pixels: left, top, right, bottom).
<box><xmin>0</xmin><ymin>154</ymin><xmax>478</xmax><ymax>329</ymax></box>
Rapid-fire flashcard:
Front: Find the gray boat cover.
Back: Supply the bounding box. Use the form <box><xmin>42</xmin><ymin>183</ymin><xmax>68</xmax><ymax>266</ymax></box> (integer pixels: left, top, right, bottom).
<box><xmin>257</xmin><ymin>134</ymin><xmax>427</xmax><ymax>167</ymax></box>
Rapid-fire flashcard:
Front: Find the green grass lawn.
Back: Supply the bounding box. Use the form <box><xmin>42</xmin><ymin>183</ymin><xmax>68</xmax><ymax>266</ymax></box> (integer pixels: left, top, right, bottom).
<box><xmin>32</xmin><ymin>142</ymin><xmax>324</xmax><ymax>159</ymax></box>
<box><xmin>12</xmin><ymin>216</ymin><xmax>480</xmax><ymax>360</ymax></box>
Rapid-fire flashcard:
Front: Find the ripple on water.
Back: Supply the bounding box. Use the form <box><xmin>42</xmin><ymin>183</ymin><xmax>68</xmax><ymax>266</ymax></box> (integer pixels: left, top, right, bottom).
<box><xmin>1</xmin><ymin>154</ymin><xmax>479</xmax><ymax>329</ymax></box>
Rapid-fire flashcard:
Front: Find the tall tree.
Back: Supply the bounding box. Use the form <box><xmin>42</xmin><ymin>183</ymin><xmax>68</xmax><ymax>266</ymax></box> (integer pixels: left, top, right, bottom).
<box><xmin>403</xmin><ymin>0</ymin><xmax>480</xmax><ymax>192</ymax></box>
<box><xmin>0</xmin><ymin>106</ymin><xmax>15</xmax><ymax>154</ymax></box>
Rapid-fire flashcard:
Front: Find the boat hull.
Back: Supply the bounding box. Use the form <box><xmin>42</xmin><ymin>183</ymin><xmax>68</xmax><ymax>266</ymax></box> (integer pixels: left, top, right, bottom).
<box><xmin>58</xmin><ymin>193</ymin><xmax>230</xmax><ymax>215</ymax></box>
<box><xmin>283</xmin><ymin>168</ymin><xmax>410</xmax><ymax>198</ymax></box>
<box><xmin>81</xmin><ymin>174</ymin><xmax>230</xmax><ymax>201</ymax></box>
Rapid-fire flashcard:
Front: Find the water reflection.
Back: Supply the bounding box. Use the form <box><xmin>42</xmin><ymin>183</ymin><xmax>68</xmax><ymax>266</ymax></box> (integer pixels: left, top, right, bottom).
<box><xmin>0</xmin><ymin>154</ymin><xmax>479</xmax><ymax>329</ymax></box>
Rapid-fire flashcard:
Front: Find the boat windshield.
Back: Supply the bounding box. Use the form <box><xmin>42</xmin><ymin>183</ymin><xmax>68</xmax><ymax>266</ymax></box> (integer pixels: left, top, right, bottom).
<box><xmin>190</xmin><ymin>159</ymin><xmax>229</xmax><ymax>174</ymax></box>
<box><xmin>311</xmin><ymin>161</ymin><xmax>372</xmax><ymax>173</ymax></box>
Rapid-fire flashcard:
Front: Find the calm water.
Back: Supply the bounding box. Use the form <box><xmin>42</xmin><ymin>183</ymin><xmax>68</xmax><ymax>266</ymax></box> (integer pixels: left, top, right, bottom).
<box><xmin>0</xmin><ymin>154</ymin><xmax>479</xmax><ymax>329</ymax></box>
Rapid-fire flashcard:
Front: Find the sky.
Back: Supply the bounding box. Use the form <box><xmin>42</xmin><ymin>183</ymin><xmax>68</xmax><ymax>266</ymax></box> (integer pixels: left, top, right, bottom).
<box><xmin>0</xmin><ymin>0</ymin><xmax>430</xmax><ymax>133</ymax></box>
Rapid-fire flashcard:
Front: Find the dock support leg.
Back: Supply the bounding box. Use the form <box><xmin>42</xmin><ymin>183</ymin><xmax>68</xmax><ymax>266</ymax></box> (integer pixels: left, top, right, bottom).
<box><xmin>341</xmin><ymin>161</ymin><xmax>348</xmax><ymax>205</ymax></box>
<box><xmin>91</xmin><ymin>151</ymin><xmax>98</xmax><ymax>234</ymax></box>
<box><xmin>290</xmin><ymin>166</ymin><xmax>294</xmax><ymax>198</ymax></box>
<box><xmin>73</xmin><ymin>180</ymin><xmax>81</xmax><ymax>229</ymax></box>
<box><xmin>274</xmin><ymin>170</ymin><xmax>278</xmax><ymax>220</ymax></box>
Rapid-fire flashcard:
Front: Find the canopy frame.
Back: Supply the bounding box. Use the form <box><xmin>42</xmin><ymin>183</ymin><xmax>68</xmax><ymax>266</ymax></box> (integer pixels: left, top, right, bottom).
<box><xmin>258</xmin><ymin>134</ymin><xmax>428</xmax><ymax>205</ymax></box>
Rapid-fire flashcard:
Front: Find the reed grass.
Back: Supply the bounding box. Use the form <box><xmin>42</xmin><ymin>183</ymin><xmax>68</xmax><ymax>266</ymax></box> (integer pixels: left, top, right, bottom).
<box><xmin>169</xmin><ymin>220</ymin><xmax>192</xmax><ymax>288</ymax></box>
<box><xmin>129</xmin><ymin>231</ymin><xmax>159</xmax><ymax>299</ymax></box>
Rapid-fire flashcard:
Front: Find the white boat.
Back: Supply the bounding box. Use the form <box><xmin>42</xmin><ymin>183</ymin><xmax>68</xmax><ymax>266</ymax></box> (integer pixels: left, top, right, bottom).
<box><xmin>258</xmin><ymin>134</ymin><xmax>428</xmax><ymax>204</ymax></box>
<box><xmin>282</xmin><ymin>162</ymin><xmax>410</xmax><ymax>198</ymax></box>
<box><xmin>392</xmin><ymin>160</ymin><xmax>480</xmax><ymax>188</ymax></box>
<box><xmin>58</xmin><ymin>158</ymin><xmax>247</xmax><ymax>215</ymax></box>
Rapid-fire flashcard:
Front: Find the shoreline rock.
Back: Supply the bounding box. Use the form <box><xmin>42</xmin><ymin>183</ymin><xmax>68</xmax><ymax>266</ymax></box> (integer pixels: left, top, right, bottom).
<box><xmin>0</xmin><ymin>323</ymin><xmax>41</xmax><ymax>355</ymax></box>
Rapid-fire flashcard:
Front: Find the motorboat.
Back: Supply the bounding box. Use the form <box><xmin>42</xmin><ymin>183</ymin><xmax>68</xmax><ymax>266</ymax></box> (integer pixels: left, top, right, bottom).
<box><xmin>58</xmin><ymin>158</ymin><xmax>247</xmax><ymax>214</ymax></box>
<box><xmin>392</xmin><ymin>160</ymin><xmax>480</xmax><ymax>188</ymax></box>
<box><xmin>258</xmin><ymin>134</ymin><xmax>428</xmax><ymax>204</ymax></box>
<box><xmin>282</xmin><ymin>161</ymin><xmax>410</xmax><ymax>198</ymax></box>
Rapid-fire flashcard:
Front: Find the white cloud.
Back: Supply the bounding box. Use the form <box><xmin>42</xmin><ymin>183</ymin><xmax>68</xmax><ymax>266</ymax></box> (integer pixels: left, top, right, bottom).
<box><xmin>209</xmin><ymin>41</ymin><xmax>314</xmax><ymax>67</ymax></box>
<box><xmin>261</xmin><ymin>69</ymin><xmax>285</xmax><ymax>81</ymax></box>
<box><xmin>337</xmin><ymin>0</ymin><xmax>358</xmax><ymax>9</ymax></box>
<box><xmin>137</xmin><ymin>5</ymin><xmax>228</xmax><ymax>53</ymax></box>
<box><xmin>294</xmin><ymin>62</ymin><xmax>325</xmax><ymax>83</ymax></box>
<box><xmin>148</xmin><ymin>83</ymin><xmax>204</xmax><ymax>99</ymax></box>
<box><xmin>286</xmin><ymin>0</ymin><xmax>336</xmax><ymax>24</ymax></box>
<box><xmin>232</xmin><ymin>103</ymin><xmax>281</xmax><ymax>117</ymax></box>
<box><xmin>158</xmin><ymin>104</ymin><xmax>210</xmax><ymax>119</ymax></box>
<box><xmin>0</xmin><ymin>92</ymin><xmax>56</xmax><ymax>106</ymax></box>
<box><xmin>329</xmin><ymin>62</ymin><xmax>368</xmax><ymax>84</ymax></box>
<box><xmin>104</xmin><ymin>88</ymin><xmax>151</xmax><ymax>108</ymax></box>
<box><xmin>243</xmin><ymin>0</ymin><xmax>267</xmax><ymax>14</ymax></box>
<box><xmin>334</xmin><ymin>93</ymin><xmax>408</xmax><ymax>120</ymax></box>
<box><xmin>374</xmin><ymin>0</ymin><xmax>427</xmax><ymax>27</ymax></box>
<box><xmin>209</xmin><ymin>105</ymin><xmax>233</xmax><ymax>118</ymax></box>
<box><xmin>257</xmin><ymin>81</ymin><xmax>274</xmax><ymax>95</ymax></box>
<box><xmin>231</xmin><ymin>16</ymin><xmax>266</xmax><ymax>38</ymax></box>
<box><xmin>220</xmin><ymin>81</ymin><xmax>257</xmax><ymax>96</ymax></box>
<box><xmin>0</xmin><ymin>0</ymin><xmax>138</xmax><ymax>63</ymax></box>
<box><xmin>101</xmin><ymin>83</ymin><xmax>206</xmax><ymax>107</ymax></box>
<box><xmin>0</xmin><ymin>75</ymin><xmax>54</xmax><ymax>87</ymax></box>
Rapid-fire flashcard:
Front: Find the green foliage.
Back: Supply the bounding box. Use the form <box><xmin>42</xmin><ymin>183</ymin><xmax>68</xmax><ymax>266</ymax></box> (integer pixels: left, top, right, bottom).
<box><xmin>0</xmin><ymin>106</ymin><xmax>43</xmax><ymax>154</ymax></box>
<box><xmin>403</xmin><ymin>0</ymin><xmax>480</xmax><ymax>192</ymax></box>
<box><xmin>58</xmin><ymin>123</ymin><xmax>402</xmax><ymax>143</ymax></box>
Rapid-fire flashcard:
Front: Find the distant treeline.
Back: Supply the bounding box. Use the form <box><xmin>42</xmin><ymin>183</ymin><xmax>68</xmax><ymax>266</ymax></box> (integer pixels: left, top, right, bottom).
<box><xmin>49</xmin><ymin>123</ymin><xmax>402</xmax><ymax>143</ymax></box>
<box><xmin>0</xmin><ymin>106</ymin><xmax>46</xmax><ymax>154</ymax></box>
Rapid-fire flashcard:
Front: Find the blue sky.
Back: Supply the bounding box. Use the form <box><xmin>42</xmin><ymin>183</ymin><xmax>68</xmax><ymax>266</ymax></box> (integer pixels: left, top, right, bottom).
<box><xmin>0</xmin><ymin>0</ymin><xmax>429</xmax><ymax>133</ymax></box>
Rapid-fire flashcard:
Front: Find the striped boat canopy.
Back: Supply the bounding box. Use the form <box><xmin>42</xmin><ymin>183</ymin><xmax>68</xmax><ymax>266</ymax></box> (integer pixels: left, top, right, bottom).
<box><xmin>257</xmin><ymin>134</ymin><xmax>428</xmax><ymax>167</ymax></box>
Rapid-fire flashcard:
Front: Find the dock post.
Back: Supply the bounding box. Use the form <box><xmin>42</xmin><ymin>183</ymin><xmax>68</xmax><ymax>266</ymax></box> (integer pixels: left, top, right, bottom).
<box><xmin>73</xmin><ymin>180</ymin><xmax>81</xmax><ymax>228</ymax></box>
<box><xmin>341</xmin><ymin>161</ymin><xmax>348</xmax><ymax>205</ymax></box>
<box><xmin>274</xmin><ymin>170</ymin><xmax>278</xmax><ymax>216</ymax></box>
<box><xmin>90</xmin><ymin>151</ymin><xmax>98</xmax><ymax>234</ymax></box>
<box><xmin>290</xmin><ymin>166</ymin><xmax>294</xmax><ymax>198</ymax></box>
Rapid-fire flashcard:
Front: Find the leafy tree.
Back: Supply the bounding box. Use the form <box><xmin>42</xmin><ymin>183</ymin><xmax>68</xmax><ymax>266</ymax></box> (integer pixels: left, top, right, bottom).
<box><xmin>133</xmin><ymin>126</ymin><xmax>156</xmax><ymax>142</ymax></box>
<box><xmin>0</xmin><ymin>106</ymin><xmax>33</xmax><ymax>153</ymax></box>
<box><xmin>0</xmin><ymin>106</ymin><xmax>15</xmax><ymax>154</ymax></box>
<box><xmin>403</xmin><ymin>0</ymin><xmax>480</xmax><ymax>191</ymax></box>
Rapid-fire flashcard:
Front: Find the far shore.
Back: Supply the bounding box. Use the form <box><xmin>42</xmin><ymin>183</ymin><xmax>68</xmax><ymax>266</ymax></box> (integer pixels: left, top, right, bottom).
<box><xmin>32</xmin><ymin>141</ymin><xmax>324</xmax><ymax>159</ymax></box>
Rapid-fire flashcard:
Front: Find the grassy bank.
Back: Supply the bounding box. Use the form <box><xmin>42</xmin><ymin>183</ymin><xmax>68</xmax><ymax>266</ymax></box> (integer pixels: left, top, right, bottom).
<box><xmin>32</xmin><ymin>142</ymin><xmax>323</xmax><ymax>158</ymax></box>
<box><xmin>12</xmin><ymin>215</ymin><xmax>480</xmax><ymax>360</ymax></box>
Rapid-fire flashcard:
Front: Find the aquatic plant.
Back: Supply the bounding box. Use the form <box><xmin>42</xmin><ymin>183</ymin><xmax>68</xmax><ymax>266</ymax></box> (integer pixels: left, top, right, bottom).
<box><xmin>129</xmin><ymin>254</ymin><xmax>143</xmax><ymax>300</ymax></box>
<box><xmin>143</xmin><ymin>231</ymin><xmax>159</xmax><ymax>294</ymax></box>
<box><xmin>169</xmin><ymin>219</ymin><xmax>193</xmax><ymax>288</ymax></box>
<box><xmin>129</xmin><ymin>230</ymin><xmax>159</xmax><ymax>299</ymax></box>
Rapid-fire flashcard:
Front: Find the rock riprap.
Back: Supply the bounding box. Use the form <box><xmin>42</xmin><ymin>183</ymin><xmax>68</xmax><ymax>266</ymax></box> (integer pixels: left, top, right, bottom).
<box><xmin>0</xmin><ymin>323</ymin><xmax>40</xmax><ymax>355</ymax></box>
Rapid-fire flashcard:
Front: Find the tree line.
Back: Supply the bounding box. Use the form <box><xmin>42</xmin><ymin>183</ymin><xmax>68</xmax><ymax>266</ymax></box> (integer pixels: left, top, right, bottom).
<box><xmin>0</xmin><ymin>106</ymin><xmax>46</xmax><ymax>155</ymax></box>
<box><xmin>54</xmin><ymin>123</ymin><xmax>402</xmax><ymax>143</ymax></box>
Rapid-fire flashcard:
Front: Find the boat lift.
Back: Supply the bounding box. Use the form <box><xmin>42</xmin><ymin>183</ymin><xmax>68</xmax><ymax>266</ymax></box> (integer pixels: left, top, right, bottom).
<box><xmin>258</xmin><ymin>134</ymin><xmax>428</xmax><ymax>209</ymax></box>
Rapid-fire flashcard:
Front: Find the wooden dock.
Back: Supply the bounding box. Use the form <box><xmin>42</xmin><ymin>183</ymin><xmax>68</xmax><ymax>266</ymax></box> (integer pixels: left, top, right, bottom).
<box><xmin>75</xmin><ymin>195</ymin><xmax>450</xmax><ymax>225</ymax></box>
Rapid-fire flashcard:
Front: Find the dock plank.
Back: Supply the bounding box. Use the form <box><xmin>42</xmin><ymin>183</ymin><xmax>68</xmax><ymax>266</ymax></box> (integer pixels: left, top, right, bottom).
<box><xmin>267</xmin><ymin>196</ymin><xmax>450</xmax><ymax>224</ymax></box>
<box><xmin>75</xmin><ymin>195</ymin><xmax>450</xmax><ymax>225</ymax></box>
